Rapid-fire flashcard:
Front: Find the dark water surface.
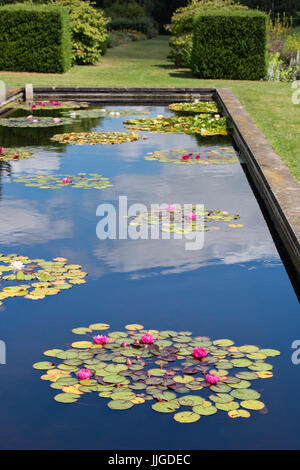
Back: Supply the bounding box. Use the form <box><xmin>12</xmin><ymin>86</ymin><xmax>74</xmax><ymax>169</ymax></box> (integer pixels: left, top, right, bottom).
<box><xmin>0</xmin><ymin>105</ymin><xmax>299</xmax><ymax>449</ymax></box>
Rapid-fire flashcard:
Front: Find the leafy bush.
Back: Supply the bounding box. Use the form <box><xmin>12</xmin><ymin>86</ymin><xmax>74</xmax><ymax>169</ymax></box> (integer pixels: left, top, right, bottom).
<box><xmin>104</xmin><ymin>0</ymin><xmax>146</xmax><ymax>19</ymax></box>
<box><xmin>21</xmin><ymin>0</ymin><xmax>110</xmax><ymax>65</ymax></box>
<box><xmin>191</xmin><ymin>9</ymin><xmax>268</xmax><ymax>80</ymax></box>
<box><xmin>0</xmin><ymin>4</ymin><xmax>71</xmax><ymax>72</ymax></box>
<box><xmin>167</xmin><ymin>0</ymin><xmax>248</xmax><ymax>67</ymax></box>
<box><xmin>109</xmin><ymin>16</ymin><xmax>157</xmax><ymax>38</ymax></box>
<box><xmin>107</xmin><ymin>29</ymin><xmax>147</xmax><ymax>48</ymax></box>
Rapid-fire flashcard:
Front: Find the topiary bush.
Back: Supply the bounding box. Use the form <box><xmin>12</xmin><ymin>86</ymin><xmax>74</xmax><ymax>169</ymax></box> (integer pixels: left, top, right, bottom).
<box><xmin>191</xmin><ymin>9</ymin><xmax>268</xmax><ymax>80</ymax></box>
<box><xmin>0</xmin><ymin>4</ymin><xmax>71</xmax><ymax>73</ymax></box>
<box><xmin>167</xmin><ymin>0</ymin><xmax>248</xmax><ymax>67</ymax></box>
<box><xmin>20</xmin><ymin>0</ymin><xmax>110</xmax><ymax>65</ymax></box>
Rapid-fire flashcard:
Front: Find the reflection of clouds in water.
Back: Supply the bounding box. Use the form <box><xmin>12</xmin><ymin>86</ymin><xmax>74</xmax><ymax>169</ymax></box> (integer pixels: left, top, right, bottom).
<box><xmin>0</xmin><ymin>197</ymin><xmax>73</xmax><ymax>245</ymax></box>
<box><xmin>47</xmin><ymin>245</ymin><xmax>106</xmax><ymax>280</ymax></box>
<box><xmin>3</xmin><ymin>148</ymin><xmax>62</xmax><ymax>178</ymax></box>
<box><xmin>93</xmin><ymin>162</ymin><xmax>280</xmax><ymax>277</ymax></box>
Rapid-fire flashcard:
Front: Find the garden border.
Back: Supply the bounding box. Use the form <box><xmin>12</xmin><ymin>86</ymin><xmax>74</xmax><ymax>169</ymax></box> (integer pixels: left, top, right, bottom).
<box><xmin>1</xmin><ymin>85</ymin><xmax>299</xmax><ymax>287</ymax></box>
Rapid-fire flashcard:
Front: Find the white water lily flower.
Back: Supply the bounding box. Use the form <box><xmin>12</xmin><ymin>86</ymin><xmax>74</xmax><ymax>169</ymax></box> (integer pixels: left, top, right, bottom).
<box><xmin>10</xmin><ymin>260</ymin><xmax>24</xmax><ymax>271</ymax></box>
<box><xmin>70</xmin><ymin>112</ymin><xmax>77</xmax><ymax>118</ymax></box>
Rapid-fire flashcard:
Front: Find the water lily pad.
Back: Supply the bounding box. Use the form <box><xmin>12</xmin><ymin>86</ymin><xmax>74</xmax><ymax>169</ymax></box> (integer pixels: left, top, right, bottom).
<box><xmin>107</xmin><ymin>399</ymin><xmax>134</xmax><ymax>410</ymax></box>
<box><xmin>152</xmin><ymin>400</ymin><xmax>180</xmax><ymax>413</ymax></box>
<box><xmin>231</xmin><ymin>389</ymin><xmax>261</xmax><ymax>400</ymax></box>
<box><xmin>240</xmin><ymin>400</ymin><xmax>265</xmax><ymax>410</ymax></box>
<box><xmin>125</xmin><ymin>324</ymin><xmax>144</xmax><ymax>330</ymax></box>
<box><xmin>13</xmin><ymin>174</ymin><xmax>112</xmax><ymax>191</ymax></box>
<box><xmin>54</xmin><ymin>393</ymin><xmax>79</xmax><ymax>403</ymax></box>
<box><xmin>228</xmin><ymin>409</ymin><xmax>251</xmax><ymax>418</ymax></box>
<box><xmin>33</xmin><ymin>361</ymin><xmax>55</xmax><ymax>370</ymax></box>
<box><xmin>51</xmin><ymin>131</ymin><xmax>140</xmax><ymax>145</ymax></box>
<box><xmin>192</xmin><ymin>404</ymin><xmax>217</xmax><ymax>415</ymax></box>
<box><xmin>174</xmin><ymin>411</ymin><xmax>200</xmax><ymax>423</ymax></box>
<box><xmin>215</xmin><ymin>401</ymin><xmax>239</xmax><ymax>411</ymax></box>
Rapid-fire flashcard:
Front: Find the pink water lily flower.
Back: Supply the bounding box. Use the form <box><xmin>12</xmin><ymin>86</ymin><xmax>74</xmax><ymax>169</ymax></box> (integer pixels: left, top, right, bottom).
<box><xmin>195</xmin><ymin>155</ymin><xmax>201</xmax><ymax>159</ymax></box>
<box><xmin>206</xmin><ymin>373</ymin><xmax>219</xmax><ymax>384</ymax></box>
<box><xmin>53</xmin><ymin>118</ymin><xmax>61</xmax><ymax>123</ymax></box>
<box><xmin>13</xmin><ymin>155</ymin><xmax>19</xmax><ymax>160</ymax></box>
<box><xmin>62</xmin><ymin>177</ymin><xmax>71</xmax><ymax>184</ymax></box>
<box><xmin>31</xmin><ymin>104</ymin><xmax>36</xmax><ymax>109</ymax></box>
<box><xmin>37</xmin><ymin>101</ymin><xmax>43</xmax><ymax>106</ymax></box>
<box><xmin>0</xmin><ymin>147</ymin><xmax>4</xmax><ymax>154</ymax></box>
<box><xmin>49</xmin><ymin>100</ymin><xmax>53</xmax><ymax>104</ymax></box>
<box><xmin>167</xmin><ymin>204</ymin><xmax>176</xmax><ymax>211</ymax></box>
<box><xmin>77</xmin><ymin>368</ymin><xmax>92</xmax><ymax>380</ymax></box>
<box><xmin>54</xmin><ymin>101</ymin><xmax>60</xmax><ymax>106</ymax></box>
<box><xmin>141</xmin><ymin>333</ymin><xmax>154</xmax><ymax>344</ymax></box>
<box><xmin>27</xmin><ymin>115</ymin><xmax>33</xmax><ymax>120</ymax></box>
<box><xmin>186</xmin><ymin>211</ymin><xmax>196</xmax><ymax>220</ymax></box>
<box><xmin>32</xmin><ymin>119</ymin><xmax>39</xmax><ymax>123</ymax></box>
<box><xmin>93</xmin><ymin>335</ymin><xmax>109</xmax><ymax>345</ymax></box>
<box><xmin>193</xmin><ymin>347</ymin><xmax>208</xmax><ymax>359</ymax></box>
<box><xmin>182</xmin><ymin>155</ymin><xmax>190</xmax><ymax>160</ymax></box>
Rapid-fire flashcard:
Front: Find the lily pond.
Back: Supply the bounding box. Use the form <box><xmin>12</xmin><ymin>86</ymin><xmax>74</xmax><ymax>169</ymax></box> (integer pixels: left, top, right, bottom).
<box><xmin>0</xmin><ymin>101</ymin><xmax>299</xmax><ymax>450</ymax></box>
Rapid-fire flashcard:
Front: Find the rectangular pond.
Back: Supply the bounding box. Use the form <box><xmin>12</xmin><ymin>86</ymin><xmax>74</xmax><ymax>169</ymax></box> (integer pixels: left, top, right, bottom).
<box><xmin>0</xmin><ymin>103</ymin><xmax>299</xmax><ymax>449</ymax></box>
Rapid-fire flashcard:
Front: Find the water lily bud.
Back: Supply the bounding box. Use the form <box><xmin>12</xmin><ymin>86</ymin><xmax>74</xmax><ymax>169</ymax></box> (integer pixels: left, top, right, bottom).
<box><xmin>136</xmin><ymin>355</ymin><xmax>140</xmax><ymax>361</ymax></box>
<box><xmin>135</xmin><ymin>339</ymin><xmax>140</xmax><ymax>346</ymax></box>
<box><xmin>121</xmin><ymin>342</ymin><xmax>127</xmax><ymax>348</ymax></box>
<box><xmin>147</xmin><ymin>371</ymin><xmax>151</xmax><ymax>377</ymax></box>
<box><xmin>116</xmin><ymin>383</ymin><xmax>121</xmax><ymax>388</ymax></box>
<box><xmin>157</xmin><ymin>397</ymin><xmax>163</xmax><ymax>402</ymax></box>
<box><xmin>0</xmin><ymin>147</ymin><xmax>4</xmax><ymax>154</ymax></box>
<box><xmin>126</xmin><ymin>358</ymin><xmax>132</xmax><ymax>366</ymax></box>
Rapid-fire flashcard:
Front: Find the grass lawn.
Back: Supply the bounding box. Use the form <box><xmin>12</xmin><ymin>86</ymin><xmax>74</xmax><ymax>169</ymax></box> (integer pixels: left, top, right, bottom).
<box><xmin>0</xmin><ymin>36</ymin><xmax>299</xmax><ymax>181</ymax></box>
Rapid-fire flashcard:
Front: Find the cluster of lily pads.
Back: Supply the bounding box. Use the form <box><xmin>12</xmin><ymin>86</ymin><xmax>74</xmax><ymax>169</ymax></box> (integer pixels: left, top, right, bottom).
<box><xmin>123</xmin><ymin>115</ymin><xmax>228</xmax><ymax>136</ymax></box>
<box><xmin>33</xmin><ymin>323</ymin><xmax>280</xmax><ymax>423</ymax></box>
<box><xmin>128</xmin><ymin>206</ymin><xmax>243</xmax><ymax>234</ymax></box>
<box><xmin>13</xmin><ymin>173</ymin><xmax>113</xmax><ymax>190</ymax></box>
<box><xmin>62</xmin><ymin>108</ymin><xmax>149</xmax><ymax>119</ymax></box>
<box><xmin>3</xmin><ymin>100</ymin><xmax>89</xmax><ymax>110</ymax></box>
<box><xmin>145</xmin><ymin>148</ymin><xmax>238</xmax><ymax>165</ymax></box>
<box><xmin>0</xmin><ymin>116</ymin><xmax>75</xmax><ymax>128</ymax></box>
<box><xmin>0</xmin><ymin>147</ymin><xmax>33</xmax><ymax>162</ymax></box>
<box><xmin>51</xmin><ymin>131</ymin><xmax>140</xmax><ymax>145</ymax></box>
<box><xmin>169</xmin><ymin>101</ymin><xmax>220</xmax><ymax>114</ymax></box>
<box><xmin>0</xmin><ymin>254</ymin><xmax>87</xmax><ymax>305</ymax></box>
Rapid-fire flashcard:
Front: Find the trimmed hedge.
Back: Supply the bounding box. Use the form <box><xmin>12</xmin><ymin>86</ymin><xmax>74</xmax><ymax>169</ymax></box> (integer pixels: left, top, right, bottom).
<box><xmin>0</xmin><ymin>4</ymin><xmax>72</xmax><ymax>73</ymax></box>
<box><xmin>191</xmin><ymin>9</ymin><xmax>268</xmax><ymax>80</ymax></box>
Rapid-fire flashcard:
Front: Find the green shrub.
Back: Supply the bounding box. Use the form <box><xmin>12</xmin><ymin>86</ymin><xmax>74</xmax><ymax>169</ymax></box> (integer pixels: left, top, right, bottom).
<box><xmin>20</xmin><ymin>0</ymin><xmax>110</xmax><ymax>65</ymax></box>
<box><xmin>40</xmin><ymin>0</ymin><xmax>110</xmax><ymax>65</ymax></box>
<box><xmin>104</xmin><ymin>0</ymin><xmax>146</xmax><ymax>19</ymax></box>
<box><xmin>167</xmin><ymin>0</ymin><xmax>248</xmax><ymax>67</ymax></box>
<box><xmin>109</xmin><ymin>16</ymin><xmax>157</xmax><ymax>38</ymax></box>
<box><xmin>0</xmin><ymin>4</ymin><xmax>71</xmax><ymax>73</ymax></box>
<box><xmin>191</xmin><ymin>9</ymin><xmax>268</xmax><ymax>79</ymax></box>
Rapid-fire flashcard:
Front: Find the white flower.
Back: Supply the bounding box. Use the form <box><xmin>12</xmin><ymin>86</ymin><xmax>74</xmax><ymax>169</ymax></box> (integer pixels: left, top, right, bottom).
<box><xmin>70</xmin><ymin>112</ymin><xmax>77</xmax><ymax>118</ymax></box>
<box><xmin>10</xmin><ymin>261</ymin><xmax>24</xmax><ymax>271</ymax></box>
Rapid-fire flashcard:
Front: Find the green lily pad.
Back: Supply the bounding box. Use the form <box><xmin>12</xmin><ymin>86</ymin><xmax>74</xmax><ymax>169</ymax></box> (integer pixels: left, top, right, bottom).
<box><xmin>107</xmin><ymin>399</ymin><xmax>134</xmax><ymax>410</ymax></box>
<box><xmin>54</xmin><ymin>393</ymin><xmax>79</xmax><ymax>403</ymax></box>
<box><xmin>33</xmin><ymin>361</ymin><xmax>55</xmax><ymax>370</ymax></box>
<box><xmin>174</xmin><ymin>411</ymin><xmax>200</xmax><ymax>423</ymax></box>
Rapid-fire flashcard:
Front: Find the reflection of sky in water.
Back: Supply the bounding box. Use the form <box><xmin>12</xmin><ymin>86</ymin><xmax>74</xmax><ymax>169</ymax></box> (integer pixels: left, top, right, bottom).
<box><xmin>0</xmin><ymin>106</ymin><xmax>299</xmax><ymax>450</ymax></box>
